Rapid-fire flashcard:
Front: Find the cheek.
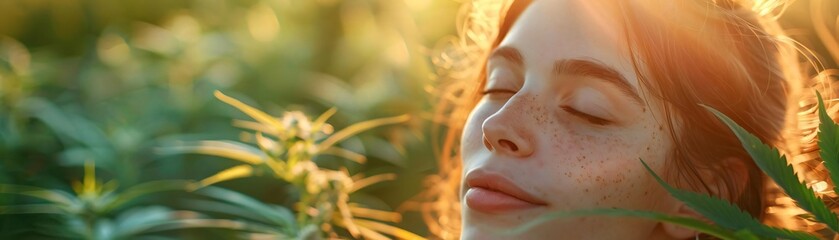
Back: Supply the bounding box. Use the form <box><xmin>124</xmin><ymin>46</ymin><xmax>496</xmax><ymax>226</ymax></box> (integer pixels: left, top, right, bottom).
<box><xmin>542</xmin><ymin>120</ymin><xmax>670</xmax><ymax>209</ymax></box>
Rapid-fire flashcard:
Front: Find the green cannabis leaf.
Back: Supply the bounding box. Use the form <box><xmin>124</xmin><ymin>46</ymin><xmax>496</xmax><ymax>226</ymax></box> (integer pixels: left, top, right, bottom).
<box><xmin>705</xmin><ymin>104</ymin><xmax>839</xmax><ymax>232</ymax></box>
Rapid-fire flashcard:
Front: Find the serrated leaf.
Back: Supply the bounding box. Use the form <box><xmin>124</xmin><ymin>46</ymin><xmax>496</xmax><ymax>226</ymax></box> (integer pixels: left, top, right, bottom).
<box><xmin>705</xmin><ymin>105</ymin><xmax>839</xmax><ymax>231</ymax></box>
<box><xmin>641</xmin><ymin>159</ymin><xmax>818</xmax><ymax>240</ymax></box>
<box><xmin>816</xmin><ymin>91</ymin><xmax>839</xmax><ymax>196</ymax></box>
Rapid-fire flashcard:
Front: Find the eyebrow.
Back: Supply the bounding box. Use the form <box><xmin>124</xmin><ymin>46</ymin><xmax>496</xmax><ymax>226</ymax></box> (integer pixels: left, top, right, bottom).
<box><xmin>489</xmin><ymin>46</ymin><xmax>643</xmax><ymax>105</ymax></box>
<box><xmin>554</xmin><ymin>59</ymin><xmax>643</xmax><ymax>105</ymax></box>
<box><xmin>489</xmin><ymin>46</ymin><xmax>524</xmax><ymax>66</ymax></box>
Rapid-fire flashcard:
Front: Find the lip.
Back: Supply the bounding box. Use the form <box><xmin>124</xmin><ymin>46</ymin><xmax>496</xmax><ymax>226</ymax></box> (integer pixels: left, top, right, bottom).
<box><xmin>464</xmin><ymin>169</ymin><xmax>548</xmax><ymax>214</ymax></box>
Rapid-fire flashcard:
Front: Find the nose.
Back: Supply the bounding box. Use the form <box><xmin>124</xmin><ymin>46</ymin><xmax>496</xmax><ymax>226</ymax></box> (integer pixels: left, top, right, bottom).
<box><xmin>481</xmin><ymin>108</ymin><xmax>535</xmax><ymax>158</ymax></box>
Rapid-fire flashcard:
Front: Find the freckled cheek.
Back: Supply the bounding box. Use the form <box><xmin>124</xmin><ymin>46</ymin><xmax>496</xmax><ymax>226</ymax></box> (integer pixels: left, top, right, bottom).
<box><xmin>547</xmin><ymin>125</ymin><xmax>637</xmax><ymax>168</ymax></box>
<box><xmin>546</xmin><ymin>163</ymin><xmax>659</xmax><ymax>211</ymax></box>
<box><xmin>590</xmin><ymin>133</ymin><xmax>670</xmax><ymax>208</ymax></box>
<box><xmin>544</xmin><ymin>128</ymin><xmax>659</xmax><ymax>208</ymax></box>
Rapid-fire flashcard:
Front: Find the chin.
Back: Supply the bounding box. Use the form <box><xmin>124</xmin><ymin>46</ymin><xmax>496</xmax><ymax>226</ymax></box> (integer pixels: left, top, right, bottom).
<box><xmin>462</xmin><ymin>227</ymin><xmax>558</xmax><ymax>240</ymax></box>
<box><xmin>461</xmin><ymin>226</ymin><xmax>517</xmax><ymax>240</ymax></box>
<box><xmin>461</xmin><ymin>217</ymin><xmax>549</xmax><ymax>240</ymax></box>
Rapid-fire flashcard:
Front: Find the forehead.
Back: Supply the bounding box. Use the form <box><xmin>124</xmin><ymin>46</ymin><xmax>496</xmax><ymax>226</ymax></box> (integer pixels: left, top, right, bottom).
<box><xmin>496</xmin><ymin>0</ymin><xmax>639</xmax><ymax>90</ymax></box>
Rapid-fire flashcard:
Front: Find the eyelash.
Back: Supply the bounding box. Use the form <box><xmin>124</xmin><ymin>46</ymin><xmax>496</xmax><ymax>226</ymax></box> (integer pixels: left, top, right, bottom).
<box><xmin>561</xmin><ymin>106</ymin><xmax>612</xmax><ymax>126</ymax></box>
<box><xmin>480</xmin><ymin>89</ymin><xmax>516</xmax><ymax>95</ymax></box>
<box><xmin>481</xmin><ymin>89</ymin><xmax>613</xmax><ymax>126</ymax></box>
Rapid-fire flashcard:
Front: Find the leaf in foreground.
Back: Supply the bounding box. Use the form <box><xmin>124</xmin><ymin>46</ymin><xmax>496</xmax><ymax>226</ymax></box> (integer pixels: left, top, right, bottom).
<box><xmin>705</xmin><ymin>105</ymin><xmax>839</xmax><ymax>232</ymax></box>
<box><xmin>641</xmin><ymin>159</ymin><xmax>818</xmax><ymax>240</ymax></box>
<box><xmin>816</xmin><ymin>91</ymin><xmax>839</xmax><ymax>196</ymax></box>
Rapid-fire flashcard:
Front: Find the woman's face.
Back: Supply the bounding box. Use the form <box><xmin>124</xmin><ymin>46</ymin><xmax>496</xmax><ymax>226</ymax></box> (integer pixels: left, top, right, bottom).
<box><xmin>460</xmin><ymin>0</ymin><xmax>681</xmax><ymax>239</ymax></box>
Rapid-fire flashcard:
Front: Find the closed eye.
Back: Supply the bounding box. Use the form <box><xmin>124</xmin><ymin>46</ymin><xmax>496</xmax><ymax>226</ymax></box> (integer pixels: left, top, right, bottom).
<box><xmin>560</xmin><ymin>105</ymin><xmax>612</xmax><ymax>125</ymax></box>
<box><xmin>481</xmin><ymin>89</ymin><xmax>516</xmax><ymax>100</ymax></box>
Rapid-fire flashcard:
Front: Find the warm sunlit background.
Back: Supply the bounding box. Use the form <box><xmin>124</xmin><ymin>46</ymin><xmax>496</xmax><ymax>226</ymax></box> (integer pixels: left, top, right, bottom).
<box><xmin>0</xmin><ymin>0</ymin><xmax>837</xmax><ymax>239</ymax></box>
<box><xmin>0</xmin><ymin>0</ymin><xmax>460</xmax><ymax>238</ymax></box>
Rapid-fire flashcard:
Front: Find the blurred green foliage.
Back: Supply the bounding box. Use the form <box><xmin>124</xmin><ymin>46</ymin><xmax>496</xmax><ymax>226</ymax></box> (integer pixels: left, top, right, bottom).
<box><xmin>0</xmin><ymin>0</ymin><xmax>459</xmax><ymax>238</ymax></box>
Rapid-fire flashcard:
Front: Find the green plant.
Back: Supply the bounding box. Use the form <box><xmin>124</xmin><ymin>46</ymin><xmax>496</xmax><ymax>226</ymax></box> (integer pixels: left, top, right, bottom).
<box><xmin>0</xmin><ymin>0</ymin><xmax>445</xmax><ymax>236</ymax></box>
<box><xmin>512</xmin><ymin>92</ymin><xmax>839</xmax><ymax>240</ymax></box>
<box><xmin>0</xmin><ymin>160</ymin><xmax>195</xmax><ymax>239</ymax></box>
<box><xmin>162</xmin><ymin>91</ymin><xmax>424</xmax><ymax>239</ymax></box>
